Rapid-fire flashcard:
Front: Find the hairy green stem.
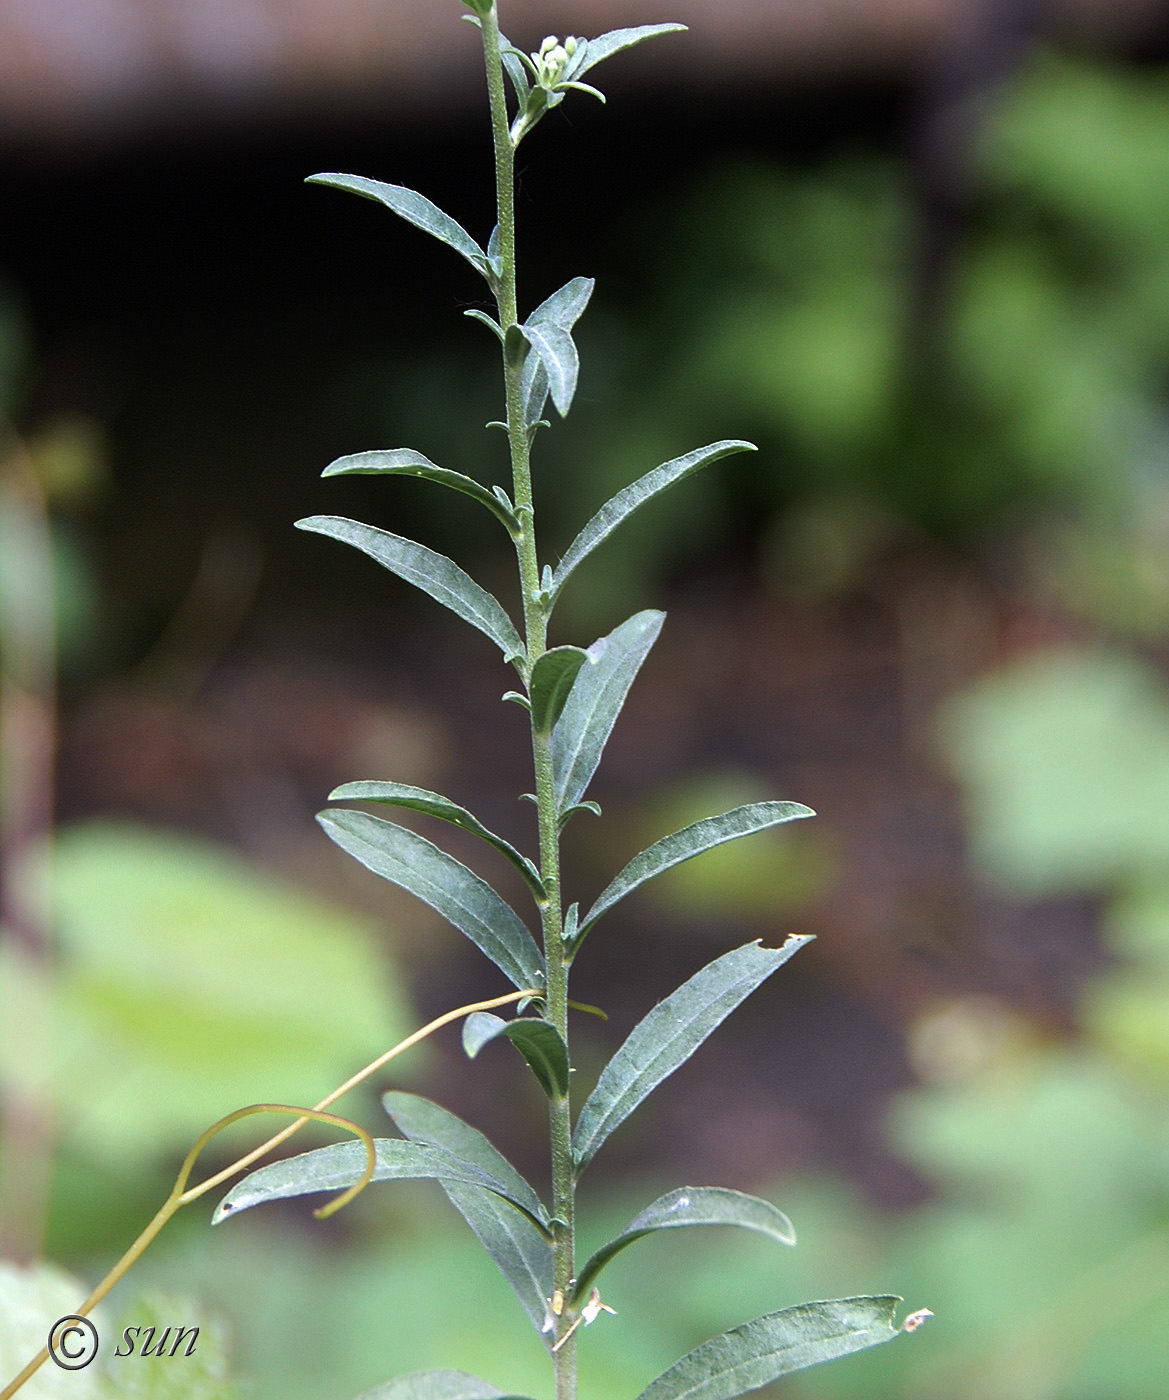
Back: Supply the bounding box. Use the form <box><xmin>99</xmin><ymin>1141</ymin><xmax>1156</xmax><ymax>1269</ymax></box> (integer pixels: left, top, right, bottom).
<box><xmin>480</xmin><ymin>6</ymin><xmax>577</xmax><ymax>1393</ymax></box>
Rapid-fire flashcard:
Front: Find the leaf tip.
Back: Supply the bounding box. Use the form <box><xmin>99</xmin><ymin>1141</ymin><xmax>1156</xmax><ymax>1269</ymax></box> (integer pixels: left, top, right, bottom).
<box><xmin>763</xmin><ymin>932</ymin><xmax>815</xmax><ymax>956</ymax></box>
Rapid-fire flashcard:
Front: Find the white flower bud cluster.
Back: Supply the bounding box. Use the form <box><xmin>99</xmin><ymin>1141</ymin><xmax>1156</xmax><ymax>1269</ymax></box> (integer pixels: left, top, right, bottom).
<box><xmin>534</xmin><ymin>34</ymin><xmax>580</xmax><ymax>88</ymax></box>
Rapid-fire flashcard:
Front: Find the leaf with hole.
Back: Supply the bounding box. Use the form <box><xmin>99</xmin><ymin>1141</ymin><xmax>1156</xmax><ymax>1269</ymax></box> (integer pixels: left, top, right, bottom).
<box><xmin>318</xmin><ymin>809</ymin><xmax>544</xmax><ymax>992</ymax></box>
<box><xmin>572</xmin><ymin>1187</ymin><xmax>795</xmax><ymax>1301</ymax></box>
<box><xmin>297</xmin><ymin>516</ymin><xmax>524</xmax><ymax>666</ymax></box>
<box><xmin>213</xmin><ymin>1138</ymin><xmax>550</xmax><ymax>1235</ymax></box>
<box><xmin>576</xmin><ymin>801</ymin><xmax>815</xmax><ymax>947</ymax></box>
<box><xmin>328</xmin><ymin>781</ymin><xmax>544</xmax><ymax>902</ymax></box>
<box><xmin>529</xmin><ymin>646</ymin><xmax>591</xmax><ymax>734</ymax></box>
<box><xmin>383</xmin><ymin>1091</ymin><xmax>553</xmax><ymax>1336</ymax></box>
<box><xmin>551</xmin><ymin>441</ymin><xmax>756</xmax><ymax>602</ymax></box>
<box><xmin>307</xmin><ymin>174</ymin><xmax>491</xmax><ymax>283</ymax></box>
<box><xmin>572</xmin><ymin>937</ymin><xmax>811</xmax><ymax>1175</ymax></box>
<box><xmin>634</xmin><ymin>1296</ymin><xmax>908</xmax><ymax>1400</ymax></box>
<box><xmin>322</xmin><ymin>449</ymin><xmax>518</xmax><ymax>535</ymax></box>
<box><xmin>551</xmin><ymin>610</ymin><xmax>664</xmax><ymax>816</ymax></box>
<box><xmin>463</xmin><ymin>1013</ymin><xmax>570</xmax><ymax>1099</ymax></box>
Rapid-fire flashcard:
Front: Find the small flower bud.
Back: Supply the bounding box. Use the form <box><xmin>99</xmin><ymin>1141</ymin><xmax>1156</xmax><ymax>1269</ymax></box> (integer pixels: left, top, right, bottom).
<box><xmin>533</xmin><ymin>35</ymin><xmax>570</xmax><ymax>87</ymax></box>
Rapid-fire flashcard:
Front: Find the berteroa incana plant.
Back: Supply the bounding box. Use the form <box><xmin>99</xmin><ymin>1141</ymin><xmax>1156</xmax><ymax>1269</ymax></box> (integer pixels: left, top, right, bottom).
<box><xmin>0</xmin><ymin>4</ymin><xmax>928</xmax><ymax>1399</ymax></box>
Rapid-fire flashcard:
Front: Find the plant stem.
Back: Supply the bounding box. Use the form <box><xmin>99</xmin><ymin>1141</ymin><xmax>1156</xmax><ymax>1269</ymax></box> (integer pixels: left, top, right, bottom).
<box><xmin>480</xmin><ymin>7</ymin><xmax>576</xmax><ymax>1394</ymax></box>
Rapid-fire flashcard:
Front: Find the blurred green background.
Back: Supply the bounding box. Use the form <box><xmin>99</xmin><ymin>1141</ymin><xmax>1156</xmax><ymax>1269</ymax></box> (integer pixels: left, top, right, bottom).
<box><xmin>5</xmin><ymin>2</ymin><xmax>1169</xmax><ymax>1397</ymax></box>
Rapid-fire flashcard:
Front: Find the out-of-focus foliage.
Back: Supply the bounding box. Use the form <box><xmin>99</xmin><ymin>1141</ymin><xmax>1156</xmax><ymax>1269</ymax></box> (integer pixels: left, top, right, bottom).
<box><xmin>755</xmin><ymin>639</ymin><xmax>1169</xmax><ymax>1399</ymax></box>
<box><xmin>101</xmin><ymin>1292</ymin><xmax>239</xmax><ymax>1400</ymax></box>
<box><xmin>0</xmin><ymin>1264</ymin><xmax>239</xmax><ymax>1400</ymax></box>
<box><xmin>515</xmin><ymin>53</ymin><xmax>1169</xmax><ymax>618</ymax></box>
<box><xmin>0</xmin><ymin>822</ymin><xmax>411</xmax><ymax>1265</ymax></box>
<box><xmin>37</xmin><ymin>821</ymin><xmax>409</xmax><ymax>1163</ymax></box>
<box><xmin>624</xmin><ymin>771</ymin><xmax>835</xmax><ymax>923</ymax></box>
<box><xmin>943</xmin><ymin>649</ymin><xmax>1169</xmax><ymax>896</ymax></box>
<box><xmin>0</xmin><ymin>1261</ymin><xmax>109</xmax><ymax>1400</ymax></box>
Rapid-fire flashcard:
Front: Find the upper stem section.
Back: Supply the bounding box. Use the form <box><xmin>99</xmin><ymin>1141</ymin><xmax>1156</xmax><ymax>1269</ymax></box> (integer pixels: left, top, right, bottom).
<box><xmin>478</xmin><ymin>3</ymin><xmax>545</xmax><ymax>656</ymax></box>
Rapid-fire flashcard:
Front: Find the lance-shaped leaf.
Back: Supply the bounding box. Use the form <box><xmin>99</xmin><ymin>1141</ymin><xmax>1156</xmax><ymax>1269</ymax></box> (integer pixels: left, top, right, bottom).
<box><xmin>307</xmin><ymin>174</ymin><xmax>491</xmax><ymax>283</ymax></box>
<box><xmin>565</xmin><ymin>25</ymin><xmax>688</xmax><ymax>82</ymax></box>
<box><xmin>328</xmin><ymin>781</ymin><xmax>544</xmax><ymax>902</ymax></box>
<box><xmin>356</xmin><ymin>1373</ymin><xmax>536</xmax><ymax>1400</ymax></box>
<box><xmin>522</xmin><ymin>357</ymin><xmax>551</xmax><ymax>434</ymax></box>
<box><xmin>634</xmin><ymin>1296</ymin><xmax>907</xmax><ymax>1400</ymax></box>
<box><xmin>518</xmin><ymin>322</ymin><xmax>579</xmax><ymax>418</ymax></box>
<box><xmin>572</xmin><ymin>1187</ymin><xmax>795</xmax><ymax>1302</ymax></box>
<box><xmin>297</xmin><ymin>516</ymin><xmax>525</xmax><ymax>666</ymax></box>
<box><xmin>463</xmin><ymin>1013</ymin><xmax>570</xmax><ymax>1100</ymax></box>
<box><xmin>529</xmin><ymin>645</ymin><xmax>591</xmax><ymax>735</ymax></box>
<box><xmin>551</xmin><ymin>610</ymin><xmax>664</xmax><ymax>816</ymax></box>
<box><xmin>576</xmin><ymin>802</ymin><xmax>815</xmax><ymax>946</ymax></box>
<box><xmin>319</xmin><ymin>809</ymin><xmax>544</xmax><ymax>992</ymax></box>
<box><xmin>520</xmin><ymin>277</ymin><xmax>594</xmax><ymax>429</ymax></box>
<box><xmin>550</xmin><ymin>442</ymin><xmax>756</xmax><ymax>602</ymax></box>
<box><xmin>383</xmin><ymin>1092</ymin><xmax>553</xmax><ymax>1336</ymax></box>
<box><xmin>501</xmin><ymin>42</ymin><xmax>531</xmax><ymax>109</ymax></box>
<box><xmin>213</xmin><ymin>1138</ymin><xmax>550</xmax><ymax>1235</ymax></box>
<box><xmin>530</xmin><ymin>276</ymin><xmax>594</xmax><ymax>332</ymax></box>
<box><xmin>486</xmin><ymin>223</ymin><xmax>503</xmax><ymax>280</ymax></box>
<box><xmin>322</xmin><ymin>449</ymin><xmax>518</xmax><ymax>536</ymax></box>
<box><xmin>573</xmin><ymin>937</ymin><xmax>811</xmax><ymax>1176</ymax></box>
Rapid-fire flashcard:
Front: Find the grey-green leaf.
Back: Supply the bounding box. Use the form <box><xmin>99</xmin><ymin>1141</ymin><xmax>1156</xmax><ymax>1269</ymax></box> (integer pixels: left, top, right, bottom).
<box><xmin>577</xmin><ymin>801</ymin><xmax>815</xmax><ymax>944</ymax></box>
<box><xmin>529</xmin><ymin>276</ymin><xmax>594</xmax><ymax>331</ymax></box>
<box><xmin>322</xmin><ymin>449</ymin><xmax>517</xmax><ymax>535</ymax></box>
<box><xmin>634</xmin><ymin>1296</ymin><xmax>906</xmax><ymax>1400</ymax></box>
<box><xmin>486</xmin><ymin>223</ymin><xmax>504</xmax><ymax>280</ymax></box>
<box><xmin>522</xmin><ymin>356</ymin><xmax>551</xmax><ymax>433</ymax></box>
<box><xmin>519</xmin><ymin>323</ymin><xmax>578</xmax><ymax>417</ymax></box>
<box><xmin>521</xmin><ymin>277</ymin><xmax>594</xmax><ymax>427</ymax></box>
<box><xmin>319</xmin><ymin>808</ymin><xmax>544</xmax><ymax>992</ymax></box>
<box><xmin>551</xmin><ymin>441</ymin><xmax>756</xmax><ymax>601</ymax></box>
<box><xmin>296</xmin><ymin>516</ymin><xmax>525</xmax><ymax>665</ymax></box>
<box><xmin>307</xmin><ymin>174</ymin><xmax>490</xmax><ymax>282</ymax></box>
<box><xmin>572</xmin><ymin>937</ymin><xmax>812</xmax><ymax>1176</ymax></box>
<box><xmin>572</xmin><ymin>1187</ymin><xmax>795</xmax><ymax>1301</ymax></box>
<box><xmin>551</xmin><ymin>610</ymin><xmax>664</xmax><ymax>816</ymax></box>
<box><xmin>355</xmin><ymin>1374</ymin><xmax>536</xmax><ymax>1400</ymax></box>
<box><xmin>383</xmin><ymin>1092</ymin><xmax>554</xmax><ymax>1336</ymax></box>
<box><xmin>529</xmin><ymin>646</ymin><xmax>591</xmax><ymax>735</ymax></box>
<box><xmin>568</xmin><ymin>24</ymin><xmax>688</xmax><ymax>80</ymax></box>
<box><xmin>463</xmin><ymin>1013</ymin><xmax>570</xmax><ymax>1099</ymax></box>
<box><xmin>383</xmin><ymin>1092</ymin><xmax>548</xmax><ymax>1223</ymax></box>
<box><xmin>213</xmin><ymin>1138</ymin><xmax>549</xmax><ymax>1235</ymax></box>
<box><xmin>501</xmin><ymin>46</ymin><xmax>531</xmax><ymax>108</ymax></box>
<box><xmin>328</xmin><ymin>781</ymin><xmax>544</xmax><ymax>902</ymax></box>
